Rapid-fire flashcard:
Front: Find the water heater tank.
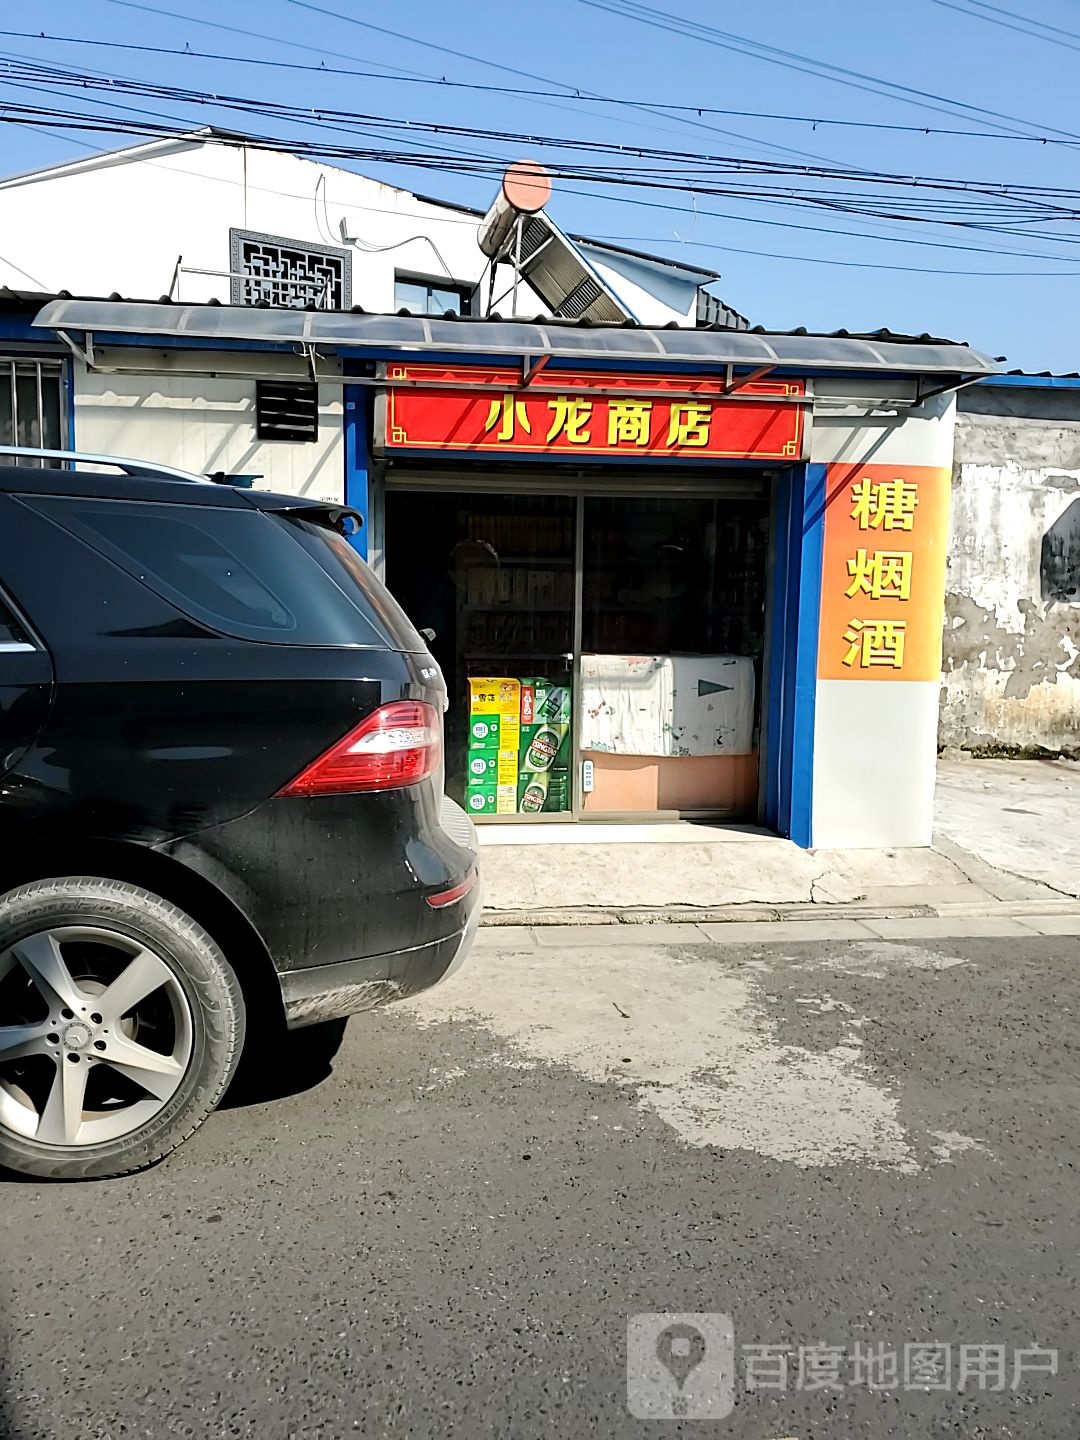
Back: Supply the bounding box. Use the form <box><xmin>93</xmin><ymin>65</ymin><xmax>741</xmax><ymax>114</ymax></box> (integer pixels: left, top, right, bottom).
<box><xmin>477</xmin><ymin>161</ymin><xmax>553</xmax><ymax>259</ymax></box>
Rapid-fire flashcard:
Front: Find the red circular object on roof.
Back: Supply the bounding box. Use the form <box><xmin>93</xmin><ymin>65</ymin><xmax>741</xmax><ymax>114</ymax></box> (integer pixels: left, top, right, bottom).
<box><xmin>502</xmin><ymin>161</ymin><xmax>552</xmax><ymax>214</ymax></box>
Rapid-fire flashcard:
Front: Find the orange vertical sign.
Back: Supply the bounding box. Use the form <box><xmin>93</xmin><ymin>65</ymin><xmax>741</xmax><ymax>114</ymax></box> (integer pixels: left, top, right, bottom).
<box><xmin>817</xmin><ymin>462</ymin><xmax>950</xmax><ymax>682</ymax></box>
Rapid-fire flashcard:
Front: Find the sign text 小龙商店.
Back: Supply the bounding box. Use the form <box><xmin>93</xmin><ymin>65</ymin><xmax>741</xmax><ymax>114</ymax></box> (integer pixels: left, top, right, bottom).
<box><xmin>381</xmin><ymin>365</ymin><xmax>806</xmax><ymax>461</ymax></box>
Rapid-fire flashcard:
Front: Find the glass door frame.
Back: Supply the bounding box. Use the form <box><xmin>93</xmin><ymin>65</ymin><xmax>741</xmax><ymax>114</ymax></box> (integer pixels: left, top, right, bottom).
<box><xmin>375</xmin><ymin>465</ymin><xmax>775</xmax><ymax>824</ymax></box>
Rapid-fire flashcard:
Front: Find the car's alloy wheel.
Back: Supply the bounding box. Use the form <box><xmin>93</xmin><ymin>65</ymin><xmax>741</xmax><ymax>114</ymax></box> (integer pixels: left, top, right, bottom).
<box><xmin>0</xmin><ymin>878</ymin><xmax>245</xmax><ymax>1180</ymax></box>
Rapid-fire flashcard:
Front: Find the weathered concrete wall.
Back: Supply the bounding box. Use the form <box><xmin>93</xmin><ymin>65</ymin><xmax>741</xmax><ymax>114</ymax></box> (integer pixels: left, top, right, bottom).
<box><xmin>941</xmin><ymin>385</ymin><xmax>1080</xmax><ymax>757</ymax></box>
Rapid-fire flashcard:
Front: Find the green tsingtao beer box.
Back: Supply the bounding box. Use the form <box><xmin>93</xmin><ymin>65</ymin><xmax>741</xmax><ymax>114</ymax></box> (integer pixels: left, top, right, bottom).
<box><xmin>464</xmin><ymin>784</ymin><xmax>517</xmax><ymax>816</ymax></box>
<box><xmin>519</xmin><ymin>721</ymin><xmax>571</xmax><ymax>777</ymax></box>
<box><xmin>520</xmin><ymin>678</ymin><xmax>572</xmax><ymax>727</ymax></box>
<box><xmin>518</xmin><ymin>677</ymin><xmax>571</xmax><ymax>813</ymax></box>
<box><xmin>517</xmin><ymin>769</ymin><xmax>571</xmax><ymax>814</ymax></box>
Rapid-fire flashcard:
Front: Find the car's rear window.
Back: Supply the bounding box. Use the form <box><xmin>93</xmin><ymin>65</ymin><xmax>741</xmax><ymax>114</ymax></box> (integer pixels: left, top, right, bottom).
<box><xmin>20</xmin><ymin>495</ymin><xmax>395</xmax><ymax>648</ymax></box>
<box><xmin>282</xmin><ymin>515</ymin><xmax>429</xmax><ymax>656</ymax></box>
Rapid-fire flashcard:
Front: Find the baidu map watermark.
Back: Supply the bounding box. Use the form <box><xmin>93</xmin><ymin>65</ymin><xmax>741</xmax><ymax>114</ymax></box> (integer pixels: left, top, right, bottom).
<box><xmin>626</xmin><ymin>1313</ymin><xmax>1058</xmax><ymax>1420</ymax></box>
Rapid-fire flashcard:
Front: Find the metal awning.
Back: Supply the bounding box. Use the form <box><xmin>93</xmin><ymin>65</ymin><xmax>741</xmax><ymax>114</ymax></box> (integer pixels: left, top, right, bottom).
<box><xmin>32</xmin><ymin>299</ymin><xmax>1004</xmax><ymax>377</ymax></box>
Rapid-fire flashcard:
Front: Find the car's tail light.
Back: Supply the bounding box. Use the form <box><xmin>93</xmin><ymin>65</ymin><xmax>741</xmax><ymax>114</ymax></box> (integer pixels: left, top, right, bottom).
<box><xmin>277</xmin><ymin>701</ymin><xmax>442</xmax><ymax>796</ymax></box>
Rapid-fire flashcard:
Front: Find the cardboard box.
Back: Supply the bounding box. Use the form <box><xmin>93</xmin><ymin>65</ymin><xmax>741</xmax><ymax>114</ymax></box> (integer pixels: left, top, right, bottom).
<box><xmin>520</xmin><ymin>678</ymin><xmax>572</xmax><ymax>726</ymax></box>
<box><xmin>469</xmin><ymin>677</ymin><xmax>521</xmax><ymax>717</ymax></box>
<box><xmin>468</xmin><ymin>713</ymin><xmax>520</xmax><ymax>752</ymax></box>
<box><xmin>466</xmin><ymin>750</ymin><xmax>519</xmax><ymax>787</ymax></box>
<box><xmin>520</xmin><ymin>721</ymin><xmax>571</xmax><ymax>776</ymax></box>
<box><xmin>464</xmin><ymin>784</ymin><xmax>518</xmax><ymax>817</ymax></box>
<box><xmin>517</xmin><ymin>769</ymin><xmax>571</xmax><ymax>814</ymax></box>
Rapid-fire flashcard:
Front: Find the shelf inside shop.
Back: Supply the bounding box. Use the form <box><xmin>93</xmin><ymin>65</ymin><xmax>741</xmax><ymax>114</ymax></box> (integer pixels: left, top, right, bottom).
<box><xmin>464</xmin><ymin>654</ymin><xmax>574</xmax><ymax>664</ymax></box>
<box><xmin>484</xmin><ymin>556</ymin><xmax>575</xmax><ymax>566</ymax></box>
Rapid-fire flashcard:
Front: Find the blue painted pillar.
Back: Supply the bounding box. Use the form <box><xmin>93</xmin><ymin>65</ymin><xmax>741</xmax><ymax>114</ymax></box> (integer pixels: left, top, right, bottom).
<box><xmin>343</xmin><ymin>384</ymin><xmax>369</xmax><ymax>559</ymax></box>
<box><xmin>764</xmin><ymin>463</ymin><xmax>826</xmax><ymax>847</ymax></box>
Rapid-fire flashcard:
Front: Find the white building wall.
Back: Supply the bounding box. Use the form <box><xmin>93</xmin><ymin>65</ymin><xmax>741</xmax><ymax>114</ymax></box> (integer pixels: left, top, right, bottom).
<box><xmin>73</xmin><ymin>352</ymin><xmax>345</xmax><ymax>503</ymax></box>
<box><xmin>0</xmin><ymin>139</ymin><xmax>544</xmax><ymax>314</ymax></box>
<box><xmin>809</xmin><ymin>391</ymin><xmax>957</xmax><ymax>848</ymax></box>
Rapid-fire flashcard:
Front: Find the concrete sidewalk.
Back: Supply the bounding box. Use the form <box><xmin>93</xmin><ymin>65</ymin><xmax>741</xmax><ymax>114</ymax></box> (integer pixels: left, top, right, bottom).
<box><xmin>935</xmin><ymin>756</ymin><xmax>1080</xmax><ymax>899</ymax></box>
<box><xmin>478</xmin><ymin>758</ymin><xmax>1080</xmax><ymax>925</ymax></box>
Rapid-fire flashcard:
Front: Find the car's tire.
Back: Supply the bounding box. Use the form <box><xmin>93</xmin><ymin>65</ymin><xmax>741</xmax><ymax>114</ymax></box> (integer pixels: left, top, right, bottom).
<box><xmin>0</xmin><ymin>876</ymin><xmax>245</xmax><ymax>1181</ymax></box>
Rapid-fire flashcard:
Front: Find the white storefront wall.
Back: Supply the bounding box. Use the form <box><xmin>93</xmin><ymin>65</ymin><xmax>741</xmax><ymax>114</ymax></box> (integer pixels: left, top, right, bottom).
<box><xmin>809</xmin><ymin>387</ymin><xmax>958</xmax><ymax>849</ymax></box>
<box><xmin>72</xmin><ymin>352</ymin><xmax>345</xmax><ymax>503</ymax></box>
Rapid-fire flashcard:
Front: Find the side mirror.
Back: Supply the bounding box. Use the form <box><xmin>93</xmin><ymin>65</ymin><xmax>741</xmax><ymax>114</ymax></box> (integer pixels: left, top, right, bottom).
<box><xmin>419</xmin><ymin>627</ymin><xmax>436</xmax><ymax>643</ymax></box>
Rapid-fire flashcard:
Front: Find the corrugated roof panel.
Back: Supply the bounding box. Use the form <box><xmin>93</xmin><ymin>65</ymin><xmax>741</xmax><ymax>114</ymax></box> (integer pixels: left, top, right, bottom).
<box><xmin>31</xmin><ymin>298</ymin><xmax>1004</xmax><ymax>376</ymax></box>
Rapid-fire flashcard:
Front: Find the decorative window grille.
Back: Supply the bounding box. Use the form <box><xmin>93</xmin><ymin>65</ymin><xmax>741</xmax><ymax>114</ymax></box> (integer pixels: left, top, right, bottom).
<box><xmin>229</xmin><ymin>228</ymin><xmax>352</xmax><ymax>309</ymax></box>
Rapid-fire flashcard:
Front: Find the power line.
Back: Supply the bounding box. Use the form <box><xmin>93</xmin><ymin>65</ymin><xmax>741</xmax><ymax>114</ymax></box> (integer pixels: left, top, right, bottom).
<box><xmin>284</xmin><ymin>0</ymin><xmax>858</xmax><ymax>170</ymax></box>
<box><xmin>104</xmin><ymin>0</ymin><xmax>842</xmax><ymax>170</ymax></box>
<box><xmin>5</xmin><ymin>56</ymin><xmax>1079</xmax><ymax>213</ymax></box>
<box><xmin>7</xmin><ymin>48</ymin><xmax>1080</xmax><ymax>256</ymax></box>
<box><xmin>102</xmin><ymin>0</ymin><xmax>430</xmax><ymax>82</ymax></box>
<box><xmin>6</xmin><ymin>61</ymin><xmax>1066</xmax><ymax>267</ymax></box>
<box><xmin>579</xmin><ymin>0</ymin><xmax>1080</xmax><ymax>144</ymax></box>
<box><xmin>933</xmin><ymin>0</ymin><xmax>1080</xmax><ymax>49</ymax></box>
<box><xmin>6</xmin><ymin>62</ymin><xmax>1080</xmax><ymax>263</ymax></box>
<box><xmin>6</xmin><ymin>97</ymin><xmax>1080</xmax><ymax>270</ymax></box>
<box><xmin>3</xmin><ymin>103</ymin><xmax>1078</xmax><ymax>275</ymax></box>
<box><xmin>9</xmin><ymin>14</ymin><xmax>1080</xmax><ymax>268</ymax></box>
<box><xmin>586</xmin><ymin>232</ymin><xmax>1080</xmax><ymax>276</ymax></box>
<box><xmin>7</xmin><ymin>25</ymin><xmax>1080</xmax><ymax>147</ymax></box>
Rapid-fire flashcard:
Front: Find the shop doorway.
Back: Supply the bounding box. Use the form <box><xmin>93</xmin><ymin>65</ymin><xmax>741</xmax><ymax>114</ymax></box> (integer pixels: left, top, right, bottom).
<box><xmin>384</xmin><ymin>480</ymin><xmax>770</xmax><ymax>822</ymax></box>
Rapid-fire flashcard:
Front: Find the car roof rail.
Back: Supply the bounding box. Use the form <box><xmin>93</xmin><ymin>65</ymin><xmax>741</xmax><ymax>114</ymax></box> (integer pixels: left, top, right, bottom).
<box><xmin>0</xmin><ymin>445</ymin><xmax>215</xmax><ymax>484</ymax></box>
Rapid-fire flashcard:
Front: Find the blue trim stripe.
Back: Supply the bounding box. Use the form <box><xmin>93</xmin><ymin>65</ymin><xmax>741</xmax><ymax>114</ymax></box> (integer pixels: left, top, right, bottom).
<box><xmin>343</xmin><ymin>385</ymin><xmax>369</xmax><ymax>559</ymax></box>
<box><xmin>65</xmin><ymin>356</ymin><xmax>76</xmax><ymax>451</ymax></box>
<box><xmin>788</xmin><ymin>464</ymin><xmax>826</xmax><ymax>848</ymax></box>
<box><xmin>764</xmin><ymin>462</ymin><xmax>825</xmax><ymax>847</ymax></box>
<box><xmin>979</xmin><ymin>374</ymin><xmax>1080</xmax><ymax>390</ymax></box>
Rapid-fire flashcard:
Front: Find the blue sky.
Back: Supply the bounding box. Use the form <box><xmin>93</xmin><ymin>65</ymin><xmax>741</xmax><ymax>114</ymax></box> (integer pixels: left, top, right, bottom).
<box><xmin>3</xmin><ymin>0</ymin><xmax>1079</xmax><ymax>369</ymax></box>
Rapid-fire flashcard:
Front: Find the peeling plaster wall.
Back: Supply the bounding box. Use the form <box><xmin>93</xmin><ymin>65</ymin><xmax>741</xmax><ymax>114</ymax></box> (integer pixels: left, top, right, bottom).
<box><xmin>941</xmin><ymin>386</ymin><xmax>1080</xmax><ymax>756</ymax></box>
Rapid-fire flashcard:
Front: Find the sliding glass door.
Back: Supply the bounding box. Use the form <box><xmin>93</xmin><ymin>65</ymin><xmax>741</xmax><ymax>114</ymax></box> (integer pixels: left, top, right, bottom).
<box><xmin>384</xmin><ymin>481</ymin><xmax>770</xmax><ymax>821</ymax></box>
<box><xmin>384</xmin><ymin>489</ymin><xmax>576</xmax><ymax>817</ymax></box>
<box><xmin>578</xmin><ymin>494</ymin><xmax>769</xmax><ymax>817</ymax></box>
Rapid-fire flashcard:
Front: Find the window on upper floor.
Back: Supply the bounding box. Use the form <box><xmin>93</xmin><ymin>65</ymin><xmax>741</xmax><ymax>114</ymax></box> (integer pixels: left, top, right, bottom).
<box><xmin>394</xmin><ymin>273</ymin><xmax>474</xmax><ymax>317</ymax></box>
<box><xmin>0</xmin><ymin>358</ymin><xmax>64</xmax><ymax>464</ymax></box>
<box><xmin>230</xmin><ymin>228</ymin><xmax>353</xmax><ymax>309</ymax></box>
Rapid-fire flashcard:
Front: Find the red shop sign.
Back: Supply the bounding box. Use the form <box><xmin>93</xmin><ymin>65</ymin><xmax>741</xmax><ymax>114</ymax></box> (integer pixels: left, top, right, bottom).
<box><xmin>380</xmin><ymin>364</ymin><xmax>806</xmax><ymax>461</ymax></box>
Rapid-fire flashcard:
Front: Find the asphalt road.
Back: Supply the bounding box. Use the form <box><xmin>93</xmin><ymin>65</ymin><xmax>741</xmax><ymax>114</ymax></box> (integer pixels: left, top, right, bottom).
<box><xmin>2</xmin><ymin>926</ymin><xmax>1078</xmax><ymax>1439</ymax></box>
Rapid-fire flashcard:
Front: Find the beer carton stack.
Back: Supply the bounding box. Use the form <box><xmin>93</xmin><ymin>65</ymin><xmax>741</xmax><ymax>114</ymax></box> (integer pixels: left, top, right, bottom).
<box><xmin>466</xmin><ymin>677</ymin><xmax>571</xmax><ymax>815</ymax></box>
<box><xmin>465</xmin><ymin>678</ymin><xmax>521</xmax><ymax>815</ymax></box>
<box><xmin>518</xmin><ymin>678</ymin><xmax>571</xmax><ymax>814</ymax></box>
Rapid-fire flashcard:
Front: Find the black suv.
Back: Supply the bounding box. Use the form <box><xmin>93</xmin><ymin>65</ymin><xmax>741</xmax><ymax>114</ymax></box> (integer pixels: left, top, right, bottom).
<box><xmin>0</xmin><ymin>450</ymin><xmax>479</xmax><ymax>1181</ymax></box>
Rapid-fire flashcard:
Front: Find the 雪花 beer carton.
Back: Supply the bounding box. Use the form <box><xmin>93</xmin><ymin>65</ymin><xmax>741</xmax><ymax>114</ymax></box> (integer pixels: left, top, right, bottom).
<box><xmin>469</xmin><ymin>677</ymin><xmax>521</xmax><ymax>718</ymax></box>
<box><xmin>467</xmin><ymin>678</ymin><xmax>521</xmax><ymax>799</ymax></box>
